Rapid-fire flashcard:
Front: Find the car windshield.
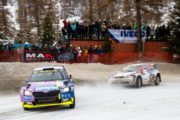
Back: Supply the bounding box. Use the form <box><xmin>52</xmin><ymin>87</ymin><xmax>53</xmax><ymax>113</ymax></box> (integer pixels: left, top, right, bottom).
<box><xmin>122</xmin><ymin>65</ymin><xmax>141</xmax><ymax>72</ymax></box>
<box><xmin>31</xmin><ymin>69</ymin><xmax>68</xmax><ymax>82</ymax></box>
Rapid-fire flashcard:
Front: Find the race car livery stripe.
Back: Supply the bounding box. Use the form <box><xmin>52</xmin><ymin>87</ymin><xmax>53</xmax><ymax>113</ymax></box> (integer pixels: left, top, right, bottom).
<box><xmin>58</xmin><ymin>93</ymin><xmax>61</xmax><ymax>100</ymax></box>
<box><xmin>22</xmin><ymin>98</ymin><xmax>74</xmax><ymax>109</ymax></box>
<box><xmin>56</xmin><ymin>81</ymin><xmax>60</xmax><ymax>89</ymax></box>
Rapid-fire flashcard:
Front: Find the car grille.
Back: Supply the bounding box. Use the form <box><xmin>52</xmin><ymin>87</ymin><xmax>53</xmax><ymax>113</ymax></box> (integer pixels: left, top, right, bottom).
<box><xmin>33</xmin><ymin>90</ymin><xmax>59</xmax><ymax>97</ymax></box>
<box><xmin>35</xmin><ymin>97</ymin><xmax>58</xmax><ymax>104</ymax></box>
<box><xmin>119</xmin><ymin>76</ymin><xmax>124</xmax><ymax>78</ymax></box>
<box><xmin>115</xmin><ymin>76</ymin><xmax>124</xmax><ymax>79</ymax></box>
<box><xmin>33</xmin><ymin>90</ymin><xmax>60</xmax><ymax>104</ymax></box>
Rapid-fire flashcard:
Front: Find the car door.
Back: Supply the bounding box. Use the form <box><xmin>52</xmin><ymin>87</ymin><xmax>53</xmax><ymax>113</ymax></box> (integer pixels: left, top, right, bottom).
<box><xmin>141</xmin><ymin>64</ymin><xmax>152</xmax><ymax>83</ymax></box>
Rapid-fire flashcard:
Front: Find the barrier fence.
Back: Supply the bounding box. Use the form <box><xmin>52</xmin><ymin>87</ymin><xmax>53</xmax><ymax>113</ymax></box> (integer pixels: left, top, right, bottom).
<box><xmin>144</xmin><ymin>42</ymin><xmax>173</xmax><ymax>62</ymax></box>
<box><xmin>0</xmin><ymin>51</ymin><xmax>22</xmax><ymax>62</ymax></box>
<box><xmin>0</xmin><ymin>41</ymin><xmax>175</xmax><ymax>64</ymax></box>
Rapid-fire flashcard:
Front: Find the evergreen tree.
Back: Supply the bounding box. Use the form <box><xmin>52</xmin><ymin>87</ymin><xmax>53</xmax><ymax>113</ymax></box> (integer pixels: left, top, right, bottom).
<box><xmin>41</xmin><ymin>14</ymin><xmax>55</xmax><ymax>48</ymax></box>
<box><xmin>169</xmin><ymin>0</ymin><xmax>180</xmax><ymax>54</ymax></box>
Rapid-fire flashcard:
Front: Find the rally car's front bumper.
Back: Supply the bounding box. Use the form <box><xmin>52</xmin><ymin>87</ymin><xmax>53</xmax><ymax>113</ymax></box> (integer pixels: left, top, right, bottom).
<box><xmin>20</xmin><ymin>91</ymin><xmax>75</xmax><ymax>109</ymax></box>
<box><xmin>21</xmin><ymin>98</ymin><xmax>74</xmax><ymax>109</ymax></box>
<box><xmin>109</xmin><ymin>77</ymin><xmax>136</xmax><ymax>85</ymax></box>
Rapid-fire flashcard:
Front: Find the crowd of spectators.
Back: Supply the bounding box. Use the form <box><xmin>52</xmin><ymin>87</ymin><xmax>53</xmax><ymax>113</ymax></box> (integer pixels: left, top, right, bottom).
<box><xmin>0</xmin><ymin>42</ymin><xmax>13</xmax><ymax>51</ymax></box>
<box><xmin>66</xmin><ymin>44</ymin><xmax>104</xmax><ymax>62</ymax></box>
<box><xmin>61</xmin><ymin>19</ymin><xmax>171</xmax><ymax>41</ymax></box>
<box><xmin>0</xmin><ymin>19</ymin><xmax>172</xmax><ymax>53</ymax></box>
<box><xmin>145</xmin><ymin>24</ymin><xmax>171</xmax><ymax>41</ymax></box>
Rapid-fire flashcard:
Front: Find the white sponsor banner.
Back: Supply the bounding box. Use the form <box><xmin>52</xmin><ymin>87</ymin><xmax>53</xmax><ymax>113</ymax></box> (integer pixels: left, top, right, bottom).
<box><xmin>108</xmin><ymin>29</ymin><xmax>146</xmax><ymax>43</ymax></box>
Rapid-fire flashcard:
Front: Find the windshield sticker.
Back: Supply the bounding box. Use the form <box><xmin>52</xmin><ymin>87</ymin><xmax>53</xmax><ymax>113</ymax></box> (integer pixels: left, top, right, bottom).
<box><xmin>35</xmin><ymin>86</ymin><xmax>57</xmax><ymax>91</ymax></box>
<box><xmin>33</xmin><ymin>69</ymin><xmax>63</xmax><ymax>74</ymax></box>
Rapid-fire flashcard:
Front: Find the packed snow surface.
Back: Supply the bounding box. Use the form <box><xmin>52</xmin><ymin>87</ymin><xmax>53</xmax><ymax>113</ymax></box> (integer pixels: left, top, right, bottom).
<box><xmin>0</xmin><ymin>62</ymin><xmax>180</xmax><ymax>120</ymax></box>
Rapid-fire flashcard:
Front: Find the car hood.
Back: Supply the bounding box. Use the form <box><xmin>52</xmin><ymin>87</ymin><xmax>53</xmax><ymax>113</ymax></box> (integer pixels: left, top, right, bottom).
<box><xmin>112</xmin><ymin>71</ymin><xmax>136</xmax><ymax>78</ymax></box>
<box><xmin>26</xmin><ymin>80</ymin><xmax>66</xmax><ymax>92</ymax></box>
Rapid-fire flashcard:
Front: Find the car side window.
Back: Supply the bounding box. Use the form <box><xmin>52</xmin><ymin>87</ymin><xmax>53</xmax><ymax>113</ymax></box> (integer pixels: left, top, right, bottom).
<box><xmin>144</xmin><ymin>65</ymin><xmax>148</xmax><ymax>71</ymax></box>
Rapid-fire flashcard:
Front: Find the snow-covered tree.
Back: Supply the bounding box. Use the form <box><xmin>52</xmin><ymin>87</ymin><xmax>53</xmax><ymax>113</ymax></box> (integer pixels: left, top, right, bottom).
<box><xmin>0</xmin><ymin>0</ymin><xmax>10</xmax><ymax>37</ymax></box>
<box><xmin>17</xmin><ymin>0</ymin><xmax>60</xmax><ymax>42</ymax></box>
<box><xmin>41</xmin><ymin>14</ymin><xmax>55</xmax><ymax>48</ymax></box>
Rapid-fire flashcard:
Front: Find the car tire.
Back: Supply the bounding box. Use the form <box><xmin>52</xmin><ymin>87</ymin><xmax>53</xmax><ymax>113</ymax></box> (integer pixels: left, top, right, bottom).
<box><xmin>135</xmin><ymin>77</ymin><xmax>142</xmax><ymax>88</ymax></box>
<box><xmin>154</xmin><ymin>75</ymin><xmax>161</xmax><ymax>86</ymax></box>
<box><xmin>69</xmin><ymin>97</ymin><xmax>75</xmax><ymax>109</ymax></box>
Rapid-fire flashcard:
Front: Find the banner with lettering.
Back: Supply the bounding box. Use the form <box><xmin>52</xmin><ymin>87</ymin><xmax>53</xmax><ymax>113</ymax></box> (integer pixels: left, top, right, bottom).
<box><xmin>108</xmin><ymin>29</ymin><xmax>146</xmax><ymax>43</ymax></box>
<box><xmin>23</xmin><ymin>52</ymin><xmax>74</xmax><ymax>62</ymax></box>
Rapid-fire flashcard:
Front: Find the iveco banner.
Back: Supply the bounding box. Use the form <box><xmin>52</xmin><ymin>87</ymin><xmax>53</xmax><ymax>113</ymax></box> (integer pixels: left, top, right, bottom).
<box><xmin>108</xmin><ymin>29</ymin><xmax>146</xmax><ymax>43</ymax></box>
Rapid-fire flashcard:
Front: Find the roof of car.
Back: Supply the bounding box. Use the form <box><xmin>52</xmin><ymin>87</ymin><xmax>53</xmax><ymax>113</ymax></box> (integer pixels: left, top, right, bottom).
<box><xmin>127</xmin><ymin>63</ymin><xmax>155</xmax><ymax>66</ymax></box>
<box><xmin>34</xmin><ymin>65</ymin><xmax>65</xmax><ymax>71</ymax></box>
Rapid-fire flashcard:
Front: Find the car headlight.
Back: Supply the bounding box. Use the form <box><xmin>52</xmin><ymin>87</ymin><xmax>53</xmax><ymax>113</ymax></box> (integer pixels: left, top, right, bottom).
<box><xmin>24</xmin><ymin>90</ymin><xmax>32</xmax><ymax>96</ymax></box>
<box><xmin>62</xmin><ymin>87</ymin><xmax>70</xmax><ymax>92</ymax></box>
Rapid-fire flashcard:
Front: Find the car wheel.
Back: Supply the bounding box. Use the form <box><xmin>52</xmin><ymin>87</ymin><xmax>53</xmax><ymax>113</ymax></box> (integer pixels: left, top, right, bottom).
<box><xmin>69</xmin><ymin>97</ymin><xmax>75</xmax><ymax>109</ymax></box>
<box><xmin>154</xmin><ymin>75</ymin><xmax>160</xmax><ymax>86</ymax></box>
<box><xmin>135</xmin><ymin>77</ymin><xmax>142</xmax><ymax>88</ymax></box>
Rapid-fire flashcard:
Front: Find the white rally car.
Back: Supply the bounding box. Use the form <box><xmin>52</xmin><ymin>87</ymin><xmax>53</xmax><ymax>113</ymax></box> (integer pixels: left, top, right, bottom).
<box><xmin>109</xmin><ymin>63</ymin><xmax>161</xmax><ymax>88</ymax></box>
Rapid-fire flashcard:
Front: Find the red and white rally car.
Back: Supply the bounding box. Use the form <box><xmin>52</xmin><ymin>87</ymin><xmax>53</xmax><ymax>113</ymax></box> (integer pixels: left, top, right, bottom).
<box><xmin>109</xmin><ymin>63</ymin><xmax>161</xmax><ymax>88</ymax></box>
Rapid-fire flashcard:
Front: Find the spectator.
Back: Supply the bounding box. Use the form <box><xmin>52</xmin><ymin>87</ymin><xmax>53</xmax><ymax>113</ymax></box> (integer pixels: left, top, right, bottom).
<box><xmin>77</xmin><ymin>46</ymin><xmax>83</xmax><ymax>57</ymax></box>
<box><xmin>97</xmin><ymin>45</ymin><xmax>104</xmax><ymax>55</ymax></box>
<box><xmin>43</xmin><ymin>44</ymin><xmax>49</xmax><ymax>53</ymax></box>
<box><xmin>63</xmin><ymin>19</ymin><xmax>69</xmax><ymax>29</ymax></box>
<box><xmin>83</xmin><ymin>21</ymin><xmax>89</xmax><ymax>39</ymax></box>
<box><xmin>150</xmin><ymin>25</ymin><xmax>155</xmax><ymax>40</ymax></box>
<box><xmin>71</xmin><ymin>22</ymin><xmax>78</xmax><ymax>39</ymax></box>
<box><xmin>73</xmin><ymin>47</ymin><xmax>78</xmax><ymax>62</ymax></box>
<box><xmin>62</xmin><ymin>27</ymin><xmax>69</xmax><ymax>42</ymax></box>
<box><xmin>101</xmin><ymin>22</ymin><xmax>107</xmax><ymax>39</ymax></box>
<box><xmin>83</xmin><ymin>47</ymin><xmax>88</xmax><ymax>56</ymax></box>
<box><xmin>146</xmin><ymin>25</ymin><xmax>151</xmax><ymax>40</ymax></box>
<box><xmin>77</xmin><ymin>23</ymin><xmax>84</xmax><ymax>39</ymax></box>
<box><xmin>88</xmin><ymin>45</ymin><xmax>94</xmax><ymax>62</ymax></box>
<box><xmin>69</xmin><ymin>44</ymin><xmax>73</xmax><ymax>53</ymax></box>
<box><xmin>8</xmin><ymin>42</ymin><xmax>13</xmax><ymax>51</ymax></box>
<box><xmin>89</xmin><ymin>23</ymin><xmax>94</xmax><ymax>39</ymax></box>
<box><xmin>88</xmin><ymin>45</ymin><xmax>94</xmax><ymax>53</ymax></box>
